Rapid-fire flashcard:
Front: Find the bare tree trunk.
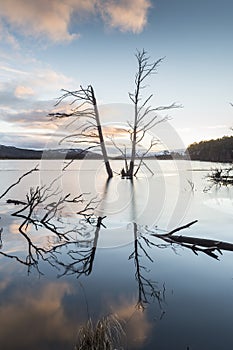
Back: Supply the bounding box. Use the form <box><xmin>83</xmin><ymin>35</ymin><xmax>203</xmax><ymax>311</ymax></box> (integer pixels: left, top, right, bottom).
<box><xmin>128</xmin><ymin>128</ymin><xmax>137</xmax><ymax>178</ymax></box>
<box><xmin>90</xmin><ymin>86</ymin><xmax>113</xmax><ymax>178</ymax></box>
<box><xmin>50</xmin><ymin>85</ymin><xmax>113</xmax><ymax>179</ymax></box>
<box><xmin>126</xmin><ymin>50</ymin><xmax>180</xmax><ymax>179</ymax></box>
<box><xmin>128</xmin><ymin>90</ymin><xmax>139</xmax><ymax>178</ymax></box>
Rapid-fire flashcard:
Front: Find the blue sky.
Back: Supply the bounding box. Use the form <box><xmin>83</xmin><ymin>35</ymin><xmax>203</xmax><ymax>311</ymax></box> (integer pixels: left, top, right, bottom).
<box><xmin>0</xmin><ymin>0</ymin><xmax>232</xmax><ymax>150</ymax></box>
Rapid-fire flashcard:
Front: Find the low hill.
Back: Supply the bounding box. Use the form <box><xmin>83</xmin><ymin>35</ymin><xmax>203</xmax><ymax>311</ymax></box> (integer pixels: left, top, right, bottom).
<box><xmin>186</xmin><ymin>136</ymin><xmax>233</xmax><ymax>162</ymax></box>
<box><xmin>0</xmin><ymin>145</ymin><xmax>102</xmax><ymax>160</ymax></box>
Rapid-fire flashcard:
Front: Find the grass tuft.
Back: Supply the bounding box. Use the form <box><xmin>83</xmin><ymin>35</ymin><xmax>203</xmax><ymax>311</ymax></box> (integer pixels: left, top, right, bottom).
<box><xmin>75</xmin><ymin>314</ymin><xmax>125</xmax><ymax>350</ymax></box>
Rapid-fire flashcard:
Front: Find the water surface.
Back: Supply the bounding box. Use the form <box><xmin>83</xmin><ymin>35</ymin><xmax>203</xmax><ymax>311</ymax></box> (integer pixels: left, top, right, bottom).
<box><xmin>0</xmin><ymin>159</ymin><xmax>232</xmax><ymax>349</ymax></box>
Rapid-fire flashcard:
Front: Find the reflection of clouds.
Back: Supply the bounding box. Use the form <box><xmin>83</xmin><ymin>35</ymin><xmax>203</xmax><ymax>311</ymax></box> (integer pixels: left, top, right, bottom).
<box><xmin>109</xmin><ymin>296</ymin><xmax>152</xmax><ymax>347</ymax></box>
<box><xmin>0</xmin><ymin>278</ymin><xmax>153</xmax><ymax>349</ymax></box>
<box><xmin>8</xmin><ymin>223</ymin><xmax>36</xmax><ymax>236</ymax></box>
<box><xmin>0</xmin><ymin>280</ymin><xmax>75</xmax><ymax>349</ymax></box>
<box><xmin>0</xmin><ymin>280</ymin><xmax>9</xmax><ymax>292</ymax></box>
<box><xmin>9</xmin><ymin>223</ymin><xmax>21</xmax><ymax>234</ymax></box>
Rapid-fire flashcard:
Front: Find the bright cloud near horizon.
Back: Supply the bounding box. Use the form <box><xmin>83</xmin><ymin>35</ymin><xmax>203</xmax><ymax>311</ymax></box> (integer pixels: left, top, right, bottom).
<box><xmin>0</xmin><ymin>0</ymin><xmax>232</xmax><ymax>150</ymax></box>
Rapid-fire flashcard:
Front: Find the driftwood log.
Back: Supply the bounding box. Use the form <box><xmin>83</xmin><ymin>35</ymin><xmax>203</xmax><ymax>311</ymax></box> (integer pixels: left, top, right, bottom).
<box><xmin>162</xmin><ymin>235</ymin><xmax>233</xmax><ymax>252</ymax></box>
<box><xmin>152</xmin><ymin>220</ymin><xmax>233</xmax><ymax>259</ymax></box>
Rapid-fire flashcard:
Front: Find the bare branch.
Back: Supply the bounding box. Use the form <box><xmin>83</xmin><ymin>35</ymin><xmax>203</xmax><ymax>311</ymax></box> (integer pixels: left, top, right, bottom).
<box><xmin>160</xmin><ymin>220</ymin><xmax>198</xmax><ymax>236</ymax></box>
<box><xmin>0</xmin><ymin>165</ymin><xmax>39</xmax><ymax>200</ymax></box>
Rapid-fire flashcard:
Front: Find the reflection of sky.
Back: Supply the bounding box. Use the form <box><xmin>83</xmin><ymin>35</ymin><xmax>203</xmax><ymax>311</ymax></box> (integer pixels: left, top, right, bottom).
<box><xmin>1</xmin><ymin>159</ymin><xmax>233</xmax><ymax>348</ymax></box>
<box><xmin>1</xmin><ymin>222</ymin><xmax>233</xmax><ymax>349</ymax></box>
<box><xmin>0</xmin><ymin>0</ymin><xmax>233</xmax><ymax>149</ymax></box>
<box><xmin>0</xmin><ymin>254</ymin><xmax>154</xmax><ymax>350</ymax></box>
<box><xmin>0</xmin><ymin>276</ymin><xmax>77</xmax><ymax>350</ymax></box>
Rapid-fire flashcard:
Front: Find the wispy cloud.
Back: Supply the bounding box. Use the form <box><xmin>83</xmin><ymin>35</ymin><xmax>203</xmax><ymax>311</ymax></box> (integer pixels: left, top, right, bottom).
<box><xmin>0</xmin><ymin>65</ymin><xmax>28</xmax><ymax>75</ymax></box>
<box><xmin>0</xmin><ymin>130</ymin><xmax>54</xmax><ymax>149</ymax></box>
<box><xmin>0</xmin><ymin>0</ymin><xmax>151</xmax><ymax>44</ymax></box>
<box><xmin>0</xmin><ymin>54</ymin><xmax>77</xmax><ymax>149</ymax></box>
<box><xmin>0</xmin><ymin>116</ymin><xmax>66</xmax><ymax>149</ymax></box>
<box><xmin>0</xmin><ymin>63</ymin><xmax>74</xmax><ymax>101</ymax></box>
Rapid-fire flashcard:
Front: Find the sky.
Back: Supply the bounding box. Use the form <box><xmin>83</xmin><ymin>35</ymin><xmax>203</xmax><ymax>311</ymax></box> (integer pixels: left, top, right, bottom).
<box><xmin>0</xmin><ymin>0</ymin><xmax>233</xmax><ymax>150</ymax></box>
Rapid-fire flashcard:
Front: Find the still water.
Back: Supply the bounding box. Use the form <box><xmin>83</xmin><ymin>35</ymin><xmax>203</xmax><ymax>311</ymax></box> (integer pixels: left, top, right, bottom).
<box><xmin>0</xmin><ymin>159</ymin><xmax>232</xmax><ymax>349</ymax></box>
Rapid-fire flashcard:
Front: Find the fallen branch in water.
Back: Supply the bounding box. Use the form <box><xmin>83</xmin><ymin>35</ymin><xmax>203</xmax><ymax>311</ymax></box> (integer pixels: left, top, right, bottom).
<box><xmin>152</xmin><ymin>220</ymin><xmax>233</xmax><ymax>260</ymax></box>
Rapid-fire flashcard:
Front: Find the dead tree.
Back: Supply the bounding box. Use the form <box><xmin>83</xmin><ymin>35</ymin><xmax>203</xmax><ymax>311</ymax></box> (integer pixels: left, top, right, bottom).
<box><xmin>49</xmin><ymin>85</ymin><xmax>113</xmax><ymax>178</ymax></box>
<box><xmin>127</xmin><ymin>49</ymin><xmax>180</xmax><ymax>178</ymax></box>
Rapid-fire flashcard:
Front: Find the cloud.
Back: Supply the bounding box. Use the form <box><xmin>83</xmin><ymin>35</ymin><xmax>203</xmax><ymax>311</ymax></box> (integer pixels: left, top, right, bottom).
<box><xmin>0</xmin><ymin>65</ymin><xmax>28</xmax><ymax>75</ymax></box>
<box><xmin>0</xmin><ymin>0</ymin><xmax>81</xmax><ymax>42</ymax></box>
<box><xmin>0</xmin><ymin>60</ymin><xmax>77</xmax><ymax>149</ymax></box>
<box><xmin>0</xmin><ymin>0</ymin><xmax>151</xmax><ymax>43</ymax></box>
<box><xmin>1</xmin><ymin>108</ymin><xmax>51</xmax><ymax>125</ymax></box>
<box><xmin>15</xmin><ymin>85</ymin><xmax>35</xmax><ymax>99</ymax></box>
<box><xmin>0</xmin><ymin>129</ymin><xmax>62</xmax><ymax>149</ymax></box>
<box><xmin>0</xmin><ymin>98</ymin><xmax>59</xmax><ymax>149</ymax></box>
<box><xmin>23</xmin><ymin>67</ymin><xmax>74</xmax><ymax>99</ymax></box>
<box><xmin>103</xmin><ymin>125</ymin><xmax>129</xmax><ymax>136</ymax></box>
<box><xmin>100</xmin><ymin>0</ymin><xmax>152</xmax><ymax>33</ymax></box>
<box><xmin>0</xmin><ymin>63</ymin><xmax>74</xmax><ymax>102</ymax></box>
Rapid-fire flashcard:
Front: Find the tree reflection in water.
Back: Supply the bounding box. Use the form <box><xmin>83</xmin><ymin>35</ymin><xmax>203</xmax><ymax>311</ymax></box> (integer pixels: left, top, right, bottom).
<box><xmin>1</xmin><ymin>168</ymin><xmax>233</xmax><ymax>291</ymax></box>
<box><xmin>129</xmin><ymin>222</ymin><xmax>165</xmax><ymax>311</ymax></box>
<box><xmin>0</xmin><ymin>167</ymin><xmax>100</xmax><ymax>274</ymax></box>
<box><xmin>0</xmin><ymin>168</ymin><xmax>233</xmax><ymax>274</ymax></box>
<box><xmin>1</xmin><ymin>168</ymin><xmax>233</xmax><ymax>349</ymax></box>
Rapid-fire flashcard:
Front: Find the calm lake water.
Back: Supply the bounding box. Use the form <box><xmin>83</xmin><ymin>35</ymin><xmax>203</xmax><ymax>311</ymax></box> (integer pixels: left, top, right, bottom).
<box><xmin>0</xmin><ymin>159</ymin><xmax>232</xmax><ymax>350</ymax></box>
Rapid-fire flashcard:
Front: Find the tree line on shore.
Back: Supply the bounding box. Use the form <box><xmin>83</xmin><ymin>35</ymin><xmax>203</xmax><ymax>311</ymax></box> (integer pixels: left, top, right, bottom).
<box><xmin>186</xmin><ymin>136</ymin><xmax>233</xmax><ymax>163</ymax></box>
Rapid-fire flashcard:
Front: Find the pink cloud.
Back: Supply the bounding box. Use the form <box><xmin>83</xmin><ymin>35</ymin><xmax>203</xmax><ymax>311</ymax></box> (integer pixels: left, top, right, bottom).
<box><xmin>0</xmin><ymin>0</ymin><xmax>83</xmax><ymax>42</ymax></box>
<box><xmin>0</xmin><ymin>0</ymin><xmax>151</xmax><ymax>43</ymax></box>
<box><xmin>100</xmin><ymin>0</ymin><xmax>152</xmax><ymax>33</ymax></box>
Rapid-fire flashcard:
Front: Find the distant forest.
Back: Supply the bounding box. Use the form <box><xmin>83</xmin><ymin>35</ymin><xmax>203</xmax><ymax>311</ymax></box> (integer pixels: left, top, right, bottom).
<box><xmin>186</xmin><ymin>136</ymin><xmax>233</xmax><ymax>163</ymax></box>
